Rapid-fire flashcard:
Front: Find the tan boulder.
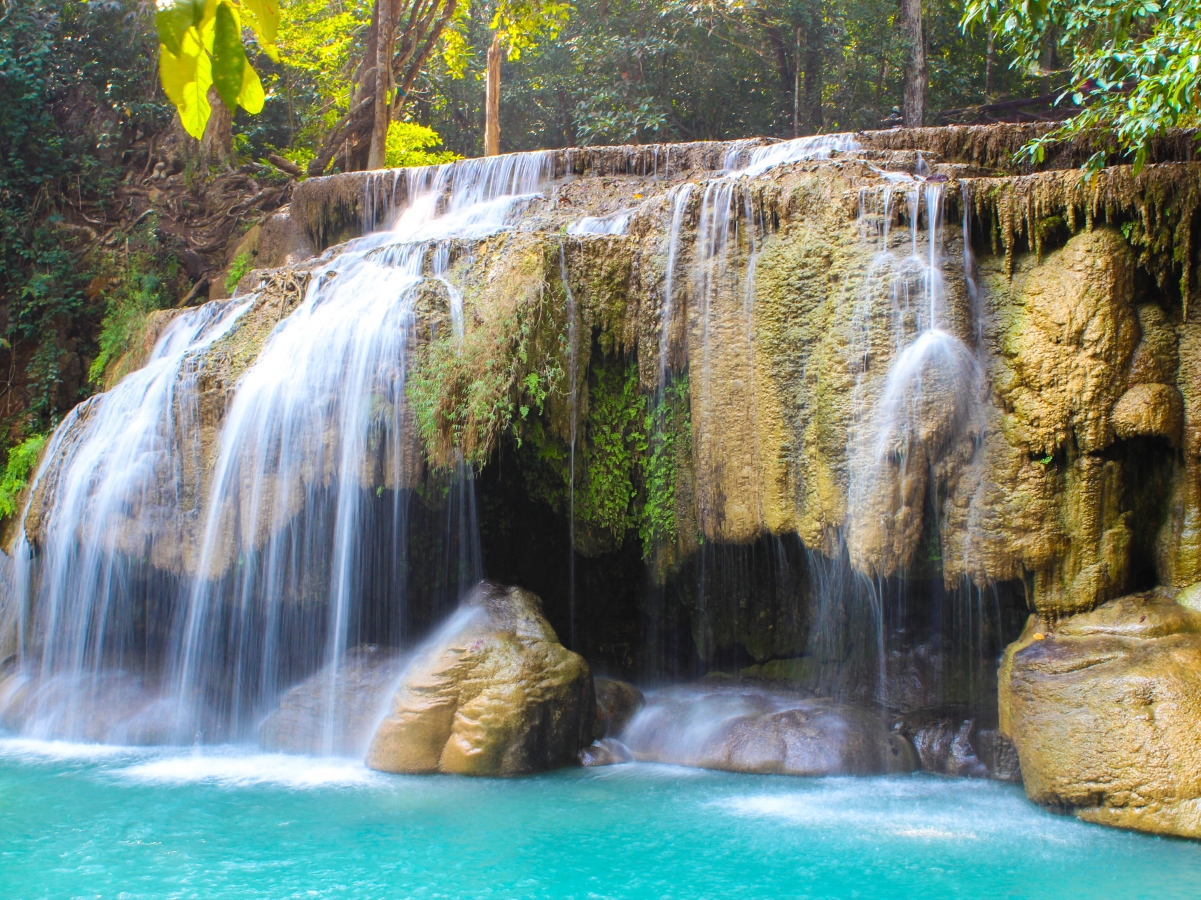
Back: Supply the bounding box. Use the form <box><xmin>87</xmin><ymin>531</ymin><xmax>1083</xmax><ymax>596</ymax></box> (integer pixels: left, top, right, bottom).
<box><xmin>1112</xmin><ymin>383</ymin><xmax>1184</xmax><ymax>444</ymax></box>
<box><xmin>999</xmin><ymin>591</ymin><xmax>1201</xmax><ymax>838</ymax></box>
<box><xmin>366</xmin><ymin>582</ymin><xmax>594</xmax><ymax>776</ymax></box>
<box><xmin>996</xmin><ymin>227</ymin><xmax>1138</xmax><ymax>457</ymax></box>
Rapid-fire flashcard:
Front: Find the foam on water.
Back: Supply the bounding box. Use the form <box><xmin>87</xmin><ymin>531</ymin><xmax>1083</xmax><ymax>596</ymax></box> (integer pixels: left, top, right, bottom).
<box><xmin>0</xmin><ymin>736</ymin><xmax>143</xmax><ymax>763</ymax></box>
<box><xmin>717</xmin><ymin>776</ymin><xmax>1082</xmax><ymax>846</ymax></box>
<box><xmin>120</xmin><ymin>749</ymin><xmax>380</xmax><ymax>790</ymax></box>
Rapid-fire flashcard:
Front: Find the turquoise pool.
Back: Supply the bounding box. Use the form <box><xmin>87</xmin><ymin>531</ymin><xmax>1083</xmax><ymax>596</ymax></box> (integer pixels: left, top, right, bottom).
<box><xmin>2</xmin><ymin>737</ymin><xmax>1199</xmax><ymax>899</ymax></box>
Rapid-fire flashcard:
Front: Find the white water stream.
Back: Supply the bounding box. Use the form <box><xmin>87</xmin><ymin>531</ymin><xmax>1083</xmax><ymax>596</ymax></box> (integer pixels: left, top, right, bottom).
<box><xmin>2</xmin><ymin>152</ymin><xmax>551</xmax><ymax>745</ymax></box>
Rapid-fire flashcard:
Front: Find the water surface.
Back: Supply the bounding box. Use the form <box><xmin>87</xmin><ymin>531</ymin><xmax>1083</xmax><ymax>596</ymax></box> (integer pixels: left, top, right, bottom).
<box><xmin>2</xmin><ymin>737</ymin><xmax>1198</xmax><ymax>899</ymax></box>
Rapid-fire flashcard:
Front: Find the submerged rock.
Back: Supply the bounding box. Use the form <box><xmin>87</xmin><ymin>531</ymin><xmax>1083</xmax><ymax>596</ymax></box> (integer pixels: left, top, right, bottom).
<box><xmin>623</xmin><ymin>684</ymin><xmax>916</xmax><ymax>776</ymax></box>
<box><xmin>366</xmin><ymin>582</ymin><xmax>594</xmax><ymax>776</ymax></box>
<box><xmin>1000</xmin><ymin>590</ymin><xmax>1201</xmax><ymax>838</ymax></box>
<box><xmin>579</xmin><ymin>737</ymin><xmax>634</xmax><ymax>767</ymax></box>
<box><xmin>593</xmin><ymin>677</ymin><xmax>644</xmax><ymax>737</ymax></box>
<box><xmin>259</xmin><ymin>644</ymin><xmax>407</xmax><ymax>756</ymax></box>
<box><xmin>974</xmin><ymin>728</ymin><xmax>1022</xmax><ymax>783</ymax></box>
<box><xmin>891</xmin><ymin>709</ymin><xmax>991</xmax><ymax>779</ymax></box>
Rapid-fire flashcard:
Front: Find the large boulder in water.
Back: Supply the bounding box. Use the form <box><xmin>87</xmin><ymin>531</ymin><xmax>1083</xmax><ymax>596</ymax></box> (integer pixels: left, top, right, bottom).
<box><xmin>1000</xmin><ymin>590</ymin><xmax>1201</xmax><ymax>838</ymax></box>
<box><xmin>366</xmin><ymin>582</ymin><xmax>594</xmax><ymax>776</ymax></box>
<box><xmin>623</xmin><ymin>683</ymin><xmax>916</xmax><ymax>776</ymax></box>
<box><xmin>259</xmin><ymin>644</ymin><xmax>407</xmax><ymax>756</ymax></box>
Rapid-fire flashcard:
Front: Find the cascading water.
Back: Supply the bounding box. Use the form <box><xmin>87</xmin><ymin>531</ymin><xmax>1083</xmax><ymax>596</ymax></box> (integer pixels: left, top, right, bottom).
<box><xmin>2</xmin><ymin>135</ymin><xmax>1009</xmax><ymax>765</ymax></box>
<box><xmin>657</xmin><ymin>183</ymin><xmax>694</xmax><ymax>394</ymax></box>
<box><xmin>1</xmin><ymin>151</ymin><xmax>552</xmax><ymax>747</ymax></box>
<box><xmin>2</xmin><ymin>298</ymin><xmax>252</xmax><ymax>741</ymax></box>
<box><xmin>567</xmin><ymin>208</ymin><xmax>636</xmax><ymax>236</ymax></box>
<box><xmin>835</xmin><ymin>167</ymin><xmax>989</xmax><ymax>708</ymax></box>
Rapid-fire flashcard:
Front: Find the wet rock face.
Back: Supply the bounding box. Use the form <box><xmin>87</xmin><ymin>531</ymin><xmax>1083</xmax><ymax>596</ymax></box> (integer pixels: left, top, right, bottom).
<box><xmin>578</xmin><ymin>737</ymin><xmax>634</xmax><ymax>767</ymax></box>
<box><xmin>623</xmin><ymin>684</ymin><xmax>917</xmax><ymax>776</ymax></box>
<box><xmin>366</xmin><ymin>583</ymin><xmax>595</xmax><ymax>776</ymax></box>
<box><xmin>259</xmin><ymin>645</ymin><xmax>406</xmax><ymax>756</ymax></box>
<box><xmin>999</xmin><ymin>590</ymin><xmax>1201</xmax><ymax>838</ymax></box>
<box><xmin>593</xmin><ymin>677</ymin><xmax>644</xmax><ymax>737</ymax></box>
<box><xmin>891</xmin><ymin>709</ymin><xmax>1020</xmax><ymax>781</ymax></box>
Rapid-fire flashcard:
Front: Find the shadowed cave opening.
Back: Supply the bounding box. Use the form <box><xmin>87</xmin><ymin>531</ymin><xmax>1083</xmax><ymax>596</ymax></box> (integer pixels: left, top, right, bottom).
<box><xmin>475</xmin><ymin>437</ymin><xmax>1031</xmax><ymax>724</ymax></box>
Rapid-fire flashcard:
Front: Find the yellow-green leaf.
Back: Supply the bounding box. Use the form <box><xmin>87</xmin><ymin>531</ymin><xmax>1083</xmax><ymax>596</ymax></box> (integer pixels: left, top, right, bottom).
<box><xmin>158</xmin><ymin>42</ymin><xmax>193</xmax><ymax>110</ymax></box>
<box><xmin>241</xmin><ymin>0</ymin><xmax>281</xmax><ymax>61</ymax></box>
<box><xmin>155</xmin><ymin>0</ymin><xmax>205</xmax><ymax>55</ymax></box>
<box><xmin>212</xmin><ymin>2</ymin><xmax>246</xmax><ymax>112</ymax></box>
<box><xmin>237</xmin><ymin>61</ymin><xmax>266</xmax><ymax>115</ymax></box>
<box><xmin>178</xmin><ymin>40</ymin><xmax>214</xmax><ymax>139</ymax></box>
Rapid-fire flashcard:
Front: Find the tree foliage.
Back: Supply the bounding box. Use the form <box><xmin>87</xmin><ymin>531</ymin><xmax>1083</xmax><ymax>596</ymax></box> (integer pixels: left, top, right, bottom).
<box><xmin>0</xmin><ymin>0</ymin><xmax>171</xmax><ymax>439</ymax></box>
<box><xmin>963</xmin><ymin>0</ymin><xmax>1201</xmax><ymax>170</ymax></box>
<box><xmin>414</xmin><ymin>0</ymin><xmax>1037</xmax><ymax>155</ymax></box>
<box><xmin>385</xmin><ymin>120</ymin><xmax>460</xmax><ymax>165</ymax></box>
<box><xmin>155</xmin><ymin>0</ymin><xmax>280</xmax><ymax>138</ymax></box>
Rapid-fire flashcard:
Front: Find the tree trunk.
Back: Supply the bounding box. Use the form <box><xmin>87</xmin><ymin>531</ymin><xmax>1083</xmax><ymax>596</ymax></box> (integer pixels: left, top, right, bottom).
<box><xmin>485</xmin><ymin>32</ymin><xmax>501</xmax><ymax>156</ymax></box>
<box><xmin>900</xmin><ymin>0</ymin><xmax>925</xmax><ymax>128</ymax></box>
<box><xmin>803</xmin><ymin>6</ymin><xmax>823</xmax><ymax>134</ymax></box>
<box><xmin>368</xmin><ymin>0</ymin><xmax>394</xmax><ymax>169</ymax></box>
<box><xmin>1040</xmin><ymin>30</ymin><xmax>1057</xmax><ymax>97</ymax></box>
<box><xmin>792</xmin><ymin>26</ymin><xmax>802</xmax><ymax>138</ymax></box>
<box><xmin>985</xmin><ymin>34</ymin><xmax>995</xmax><ymax>99</ymax></box>
<box><xmin>200</xmin><ymin>86</ymin><xmax>233</xmax><ymax>173</ymax></box>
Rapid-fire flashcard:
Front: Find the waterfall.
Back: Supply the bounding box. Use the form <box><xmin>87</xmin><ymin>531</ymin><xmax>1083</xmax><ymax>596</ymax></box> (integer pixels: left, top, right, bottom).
<box><xmin>567</xmin><ymin>208</ymin><xmax>636</xmax><ymax>236</ymax></box>
<box><xmin>0</xmin><ymin>133</ymin><xmax>1024</xmax><ymax>752</ymax></box>
<box><xmin>3</xmin><ymin>299</ymin><xmax>251</xmax><ymax>741</ymax></box>
<box><xmin>2</xmin><ymin>151</ymin><xmax>552</xmax><ymax>746</ymax></box>
<box><xmin>658</xmin><ymin>184</ymin><xmax>694</xmax><ymax>394</ymax></box>
<box><xmin>689</xmin><ymin>133</ymin><xmax>861</xmax><ymax>540</ymax></box>
<box><xmin>834</xmin><ymin>165</ymin><xmax>991</xmax><ymax>708</ymax></box>
<box><xmin>845</xmin><ymin>175</ymin><xmax>984</xmax><ymax>571</ymax></box>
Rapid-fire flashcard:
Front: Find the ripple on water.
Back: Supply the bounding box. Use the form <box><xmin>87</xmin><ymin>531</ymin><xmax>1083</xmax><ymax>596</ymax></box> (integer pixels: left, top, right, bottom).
<box><xmin>2</xmin><ymin>743</ymin><xmax>1199</xmax><ymax>900</ymax></box>
<box><xmin>716</xmin><ymin>775</ymin><xmax>1089</xmax><ymax>848</ymax></box>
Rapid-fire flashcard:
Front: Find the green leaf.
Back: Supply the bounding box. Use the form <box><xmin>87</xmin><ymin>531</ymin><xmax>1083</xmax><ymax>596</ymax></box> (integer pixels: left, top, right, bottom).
<box><xmin>237</xmin><ymin>59</ymin><xmax>266</xmax><ymax>115</ymax></box>
<box><xmin>241</xmin><ymin>0</ymin><xmax>281</xmax><ymax>61</ymax></box>
<box><xmin>180</xmin><ymin>34</ymin><xmax>215</xmax><ymax>139</ymax></box>
<box><xmin>155</xmin><ymin>0</ymin><xmax>205</xmax><ymax>55</ymax></box>
<box><xmin>211</xmin><ymin>1</ymin><xmax>246</xmax><ymax>113</ymax></box>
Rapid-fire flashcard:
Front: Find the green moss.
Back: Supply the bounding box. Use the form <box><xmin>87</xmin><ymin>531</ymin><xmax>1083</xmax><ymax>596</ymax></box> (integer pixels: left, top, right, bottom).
<box><xmin>407</xmin><ymin>238</ymin><xmax>566</xmax><ymax>469</ymax></box>
<box><xmin>639</xmin><ymin>375</ymin><xmax>689</xmax><ymax>553</ymax></box>
<box><xmin>88</xmin><ymin>226</ymin><xmax>179</xmax><ymax>385</ymax></box>
<box><xmin>517</xmin><ymin>356</ymin><xmax>644</xmax><ymax>542</ymax></box>
<box><xmin>0</xmin><ymin>433</ymin><xmax>47</xmax><ymax>519</ymax></box>
<box><xmin>581</xmin><ymin>359</ymin><xmax>647</xmax><ymax>538</ymax></box>
<box><xmin>516</xmin><ymin>359</ymin><xmax>691</xmax><ymax>563</ymax></box>
<box><xmin>224</xmin><ymin>251</ymin><xmax>253</xmax><ymax>294</ymax></box>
